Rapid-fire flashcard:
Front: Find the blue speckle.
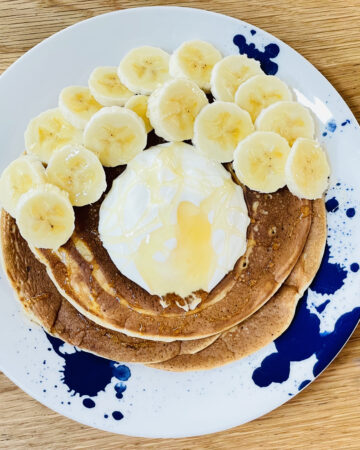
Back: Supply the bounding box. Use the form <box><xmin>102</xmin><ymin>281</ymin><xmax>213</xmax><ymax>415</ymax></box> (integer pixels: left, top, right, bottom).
<box><xmin>104</xmin><ymin>414</ymin><xmax>108</xmax><ymax>419</ymax></box>
<box><xmin>115</xmin><ymin>383</ymin><xmax>127</xmax><ymax>399</ymax></box>
<box><xmin>233</xmin><ymin>34</ymin><xmax>279</xmax><ymax>75</ymax></box>
<box><xmin>346</xmin><ymin>207</ymin><xmax>355</xmax><ymax>218</ymax></box>
<box><xmin>350</xmin><ymin>263</ymin><xmax>359</xmax><ymax>273</ymax></box>
<box><xmin>298</xmin><ymin>379</ymin><xmax>311</xmax><ymax>390</ymax></box>
<box><xmin>112</xmin><ymin>411</ymin><xmax>124</xmax><ymax>421</ymax></box>
<box><xmin>250</xmin><ymin>29</ymin><xmax>256</xmax><ymax>35</ymax></box>
<box><xmin>336</xmin><ymin>182</ymin><xmax>341</xmax><ymax>186</ymax></box>
<box><xmin>341</xmin><ymin>119</ymin><xmax>350</xmax><ymax>126</ymax></box>
<box><xmin>310</xmin><ymin>244</ymin><xmax>347</xmax><ymax>295</ymax></box>
<box><xmin>325</xmin><ymin>197</ymin><xmax>339</xmax><ymax>212</ymax></box>
<box><xmin>322</xmin><ymin>132</ymin><xmax>328</xmax><ymax>137</ymax></box>
<box><xmin>113</xmin><ymin>365</ymin><xmax>131</xmax><ymax>381</ymax></box>
<box><xmin>83</xmin><ymin>398</ymin><xmax>95</xmax><ymax>408</ymax></box>
<box><xmin>326</xmin><ymin>120</ymin><xmax>337</xmax><ymax>133</ymax></box>
<box><xmin>252</xmin><ymin>289</ymin><xmax>360</xmax><ymax>387</ymax></box>
<box><xmin>315</xmin><ymin>299</ymin><xmax>330</xmax><ymax>314</ymax></box>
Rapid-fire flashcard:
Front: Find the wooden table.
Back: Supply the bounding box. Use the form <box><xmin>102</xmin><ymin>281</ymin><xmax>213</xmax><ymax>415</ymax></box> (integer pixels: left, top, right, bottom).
<box><xmin>1</xmin><ymin>1</ymin><xmax>360</xmax><ymax>448</ymax></box>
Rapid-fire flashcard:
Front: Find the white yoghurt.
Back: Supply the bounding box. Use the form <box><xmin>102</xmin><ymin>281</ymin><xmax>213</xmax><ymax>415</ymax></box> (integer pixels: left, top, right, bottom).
<box><xmin>99</xmin><ymin>142</ymin><xmax>249</xmax><ymax>299</ymax></box>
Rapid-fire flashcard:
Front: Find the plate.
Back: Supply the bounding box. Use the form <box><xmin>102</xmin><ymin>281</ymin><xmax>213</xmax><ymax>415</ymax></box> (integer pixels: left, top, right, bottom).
<box><xmin>0</xmin><ymin>6</ymin><xmax>359</xmax><ymax>438</ymax></box>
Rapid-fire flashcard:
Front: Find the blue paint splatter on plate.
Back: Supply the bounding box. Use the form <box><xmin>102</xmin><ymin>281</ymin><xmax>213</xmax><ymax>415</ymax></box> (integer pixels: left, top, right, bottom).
<box><xmin>346</xmin><ymin>208</ymin><xmax>355</xmax><ymax>218</ymax></box>
<box><xmin>252</xmin><ymin>290</ymin><xmax>360</xmax><ymax>387</ymax></box>
<box><xmin>252</xmin><ymin>202</ymin><xmax>360</xmax><ymax>388</ymax></box>
<box><xmin>83</xmin><ymin>398</ymin><xmax>96</xmax><ymax>408</ymax></box>
<box><xmin>46</xmin><ymin>334</ymin><xmax>130</xmax><ymax>419</ymax></box>
<box><xmin>46</xmin><ymin>334</ymin><xmax>114</xmax><ymax>397</ymax></box>
<box><xmin>115</xmin><ymin>383</ymin><xmax>127</xmax><ymax>399</ymax></box>
<box><xmin>298</xmin><ymin>379</ymin><xmax>311</xmax><ymax>391</ymax></box>
<box><xmin>315</xmin><ymin>299</ymin><xmax>330</xmax><ymax>314</ymax></box>
<box><xmin>325</xmin><ymin>197</ymin><xmax>339</xmax><ymax>213</ymax></box>
<box><xmin>341</xmin><ymin>119</ymin><xmax>351</xmax><ymax>126</ymax></box>
<box><xmin>233</xmin><ymin>34</ymin><xmax>279</xmax><ymax>75</ymax></box>
<box><xmin>310</xmin><ymin>244</ymin><xmax>347</xmax><ymax>295</ymax></box>
<box><xmin>112</xmin><ymin>411</ymin><xmax>124</xmax><ymax>421</ymax></box>
<box><xmin>326</xmin><ymin>120</ymin><xmax>337</xmax><ymax>133</ymax></box>
<box><xmin>113</xmin><ymin>365</ymin><xmax>131</xmax><ymax>381</ymax></box>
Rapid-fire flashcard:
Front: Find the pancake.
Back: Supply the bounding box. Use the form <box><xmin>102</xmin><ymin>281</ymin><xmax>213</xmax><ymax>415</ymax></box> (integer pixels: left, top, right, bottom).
<box><xmin>0</xmin><ymin>198</ymin><xmax>324</xmax><ymax>368</ymax></box>
<box><xmin>0</xmin><ymin>197</ymin><xmax>323</xmax><ymax>367</ymax></box>
<box><xmin>31</xmin><ymin>164</ymin><xmax>312</xmax><ymax>341</ymax></box>
<box><xmin>149</xmin><ymin>199</ymin><xmax>326</xmax><ymax>371</ymax></box>
<box><xmin>0</xmin><ymin>211</ymin><xmax>220</xmax><ymax>363</ymax></box>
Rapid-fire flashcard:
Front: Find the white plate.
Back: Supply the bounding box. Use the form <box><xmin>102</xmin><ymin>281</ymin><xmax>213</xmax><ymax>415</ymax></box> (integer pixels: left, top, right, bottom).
<box><xmin>0</xmin><ymin>6</ymin><xmax>359</xmax><ymax>438</ymax></box>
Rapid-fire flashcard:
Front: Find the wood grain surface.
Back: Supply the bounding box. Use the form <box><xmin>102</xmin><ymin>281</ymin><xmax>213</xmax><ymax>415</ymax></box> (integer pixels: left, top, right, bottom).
<box><xmin>0</xmin><ymin>1</ymin><xmax>360</xmax><ymax>448</ymax></box>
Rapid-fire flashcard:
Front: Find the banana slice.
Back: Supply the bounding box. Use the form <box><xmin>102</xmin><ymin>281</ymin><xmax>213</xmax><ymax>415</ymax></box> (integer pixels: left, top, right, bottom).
<box><xmin>46</xmin><ymin>145</ymin><xmax>106</xmax><ymax>207</ymax></box>
<box><xmin>59</xmin><ymin>86</ymin><xmax>102</xmax><ymax>129</ymax></box>
<box><xmin>233</xmin><ymin>131</ymin><xmax>291</xmax><ymax>193</ymax></box>
<box><xmin>255</xmin><ymin>101</ymin><xmax>315</xmax><ymax>146</ymax></box>
<box><xmin>88</xmin><ymin>66</ymin><xmax>134</xmax><ymax>107</ymax></box>
<box><xmin>83</xmin><ymin>106</ymin><xmax>147</xmax><ymax>167</ymax></box>
<box><xmin>25</xmin><ymin>108</ymin><xmax>83</xmax><ymax>164</ymax></box>
<box><xmin>169</xmin><ymin>40</ymin><xmax>222</xmax><ymax>92</ymax></box>
<box><xmin>16</xmin><ymin>183</ymin><xmax>75</xmax><ymax>249</ymax></box>
<box><xmin>0</xmin><ymin>155</ymin><xmax>46</xmax><ymax>217</ymax></box>
<box><xmin>125</xmin><ymin>95</ymin><xmax>153</xmax><ymax>133</ymax></box>
<box><xmin>285</xmin><ymin>138</ymin><xmax>330</xmax><ymax>199</ymax></box>
<box><xmin>235</xmin><ymin>74</ymin><xmax>292</xmax><ymax>121</ymax></box>
<box><xmin>118</xmin><ymin>46</ymin><xmax>170</xmax><ymax>95</ymax></box>
<box><xmin>210</xmin><ymin>54</ymin><xmax>263</xmax><ymax>102</ymax></box>
<box><xmin>148</xmin><ymin>78</ymin><xmax>208</xmax><ymax>141</ymax></box>
<box><xmin>193</xmin><ymin>101</ymin><xmax>254</xmax><ymax>162</ymax></box>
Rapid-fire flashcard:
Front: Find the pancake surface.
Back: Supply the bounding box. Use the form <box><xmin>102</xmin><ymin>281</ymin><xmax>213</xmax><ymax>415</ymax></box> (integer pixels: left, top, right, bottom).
<box><xmin>32</xmin><ymin>161</ymin><xmax>312</xmax><ymax>341</ymax></box>
<box><xmin>0</xmin><ymin>198</ymin><xmax>324</xmax><ymax>367</ymax></box>
<box><xmin>149</xmin><ymin>199</ymin><xmax>326</xmax><ymax>370</ymax></box>
<box><xmin>0</xmin><ymin>197</ymin><xmax>324</xmax><ymax>366</ymax></box>
<box><xmin>0</xmin><ymin>211</ymin><xmax>219</xmax><ymax>363</ymax></box>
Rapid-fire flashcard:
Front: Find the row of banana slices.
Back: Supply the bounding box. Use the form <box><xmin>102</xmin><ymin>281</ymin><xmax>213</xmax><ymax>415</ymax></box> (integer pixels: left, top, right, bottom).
<box><xmin>23</xmin><ymin>40</ymin><xmax>329</xmax><ymax>170</ymax></box>
<box><xmin>0</xmin><ymin>40</ymin><xmax>330</xmax><ymax>250</ymax></box>
<box><xmin>0</xmin><ymin>145</ymin><xmax>106</xmax><ymax>249</ymax></box>
<box><xmin>23</xmin><ymin>40</ymin><xmax>329</xmax><ymax>188</ymax></box>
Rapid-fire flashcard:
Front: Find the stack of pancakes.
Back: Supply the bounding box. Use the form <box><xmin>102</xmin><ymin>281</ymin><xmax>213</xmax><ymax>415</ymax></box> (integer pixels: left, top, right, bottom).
<box><xmin>0</xmin><ymin>134</ymin><xmax>327</xmax><ymax>371</ymax></box>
